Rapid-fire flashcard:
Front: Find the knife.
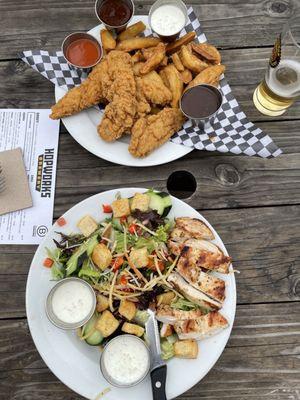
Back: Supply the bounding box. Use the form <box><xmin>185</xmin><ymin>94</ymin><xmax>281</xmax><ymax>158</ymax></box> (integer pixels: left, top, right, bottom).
<box><xmin>146</xmin><ymin>309</ymin><xmax>167</xmax><ymax>400</ymax></box>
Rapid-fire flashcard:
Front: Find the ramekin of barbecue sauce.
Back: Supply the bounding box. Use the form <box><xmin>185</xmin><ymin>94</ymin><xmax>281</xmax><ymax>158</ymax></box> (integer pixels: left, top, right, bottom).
<box><xmin>95</xmin><ymin>0</ymin><xmax>134</xmax><ymax>31</ymax></box>
<box><xmin>62</xmin><ymin>32</ymin><xmax>102</xmax><ymax>69</ymax></box>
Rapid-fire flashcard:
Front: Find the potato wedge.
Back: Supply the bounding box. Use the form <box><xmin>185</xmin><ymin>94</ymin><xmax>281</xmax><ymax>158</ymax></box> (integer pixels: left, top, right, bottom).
<box><xmin>180</xmin><ymin>45</ymin><xmax>208</xmax><ymax>73</ymax></box>
<box><xmin>166</xmin><ymin>32</ymin><xmax>196</xmax><ymax>55</ymax></box>
<box><xmin>118</xmin><ymin>21</ymin><xmax>146</xmax><ymax>41</ymax></box>
<box><xmin>140</xmin><ymin>43</ymin><xmax>166</xmax><ymax>75</ymax></box>
<box><xmin>161</xmin><ymin>64</ymin><xmax>183</xmax><ymax>108</ymax></box>
<box><xmin>186</xmin><ymin>64</ymin><xmax>226</xmax><ymax>90</ymax></box>
<box><xmin>100</xmin><ymin>29</ymin><xmax>116</xmax><ymax>51</ymax></box>
<box><xmin>171</xmin><ymin>53</ymin><xmax>185</xmax><ymax>72</ymax></box>
<box><xmin>131</xmin><ymin>50</ymin><xmax>144</xmax><ymax>63</ymax></box>
<box><xmin>117</xmin><ymin>37</ymin><xmax>161</xmax><ymax>52</ymax></box>
<box><xmin>180</xmin><ymin>69</ymin><xmax>193</xmax><ymax>84</ymax></box>
<box><xmin>141</xmin><ymin>47</ymin><xmax>156</xmax><ymax>60</ymax></box>
<box><xmin>159</xmin><ymin>69</ymin><xmax>170</xmax><ymax>88</ymax></box>
<box><xmin>191</xmin><ymin>42</ymin><xmax>221</xmax><ymax>65</ymax></box>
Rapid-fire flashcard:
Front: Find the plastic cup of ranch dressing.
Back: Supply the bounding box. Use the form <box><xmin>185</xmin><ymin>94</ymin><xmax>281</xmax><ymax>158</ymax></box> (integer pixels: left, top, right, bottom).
<box><xmin>100</xmin><ymin>335</ymin><xmax>150</xmax><ymax>387</ymax></box>
<box><xmin>149</xmin><ymin>0</ymin><xmax>188</xmax><ymax>42</ymax></box>
<box><xmin>46</xmin><ymin>277</ymin><xmax>96</xmax><ymax>330</ymax></box>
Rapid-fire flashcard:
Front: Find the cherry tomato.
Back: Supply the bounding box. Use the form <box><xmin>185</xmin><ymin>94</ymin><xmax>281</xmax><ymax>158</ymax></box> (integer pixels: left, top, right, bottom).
<box><xmin>120</xmin><ymin>216</ymin><xmax>127</xmax><ymax>224</ymax></box>
<box><xmin>57</xmin><ymin>217</ymin><xmax>66</xmax><ymax>227</ymax></box>
<box><xmin>111</xmin><ymin>256</ymin><xmax>124</xmax><ymax>271</ymax></box>
<box><xmin>43</xmin><ymin>258</ymin><xmax>54</xmax><ymax>268</ymax></box>
<box><xmin>120</xmin><ymin>275</ymin><xmax>128</xmax><ymax>285</ymax></box>
<box><xmin>102</xmin><ymin>204</ymin><xmax>112</xmax><ymax>213</ymax></box>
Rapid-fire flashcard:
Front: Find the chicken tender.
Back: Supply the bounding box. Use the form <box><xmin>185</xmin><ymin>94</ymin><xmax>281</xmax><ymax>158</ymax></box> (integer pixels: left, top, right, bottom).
<box><xmin>98</xmin><ymin>51</ymin><xmax>137</xmax><ymax>141</ymax></box>
<box><xmin>140</xmin><ymin>71</ymin><xmax>172</xmax><ymax>105</ymax></box>
<box><xmin>129</xmin><ymin>108</ymin><xmax>185</xmax><ymax>157</ymax></box>
<box><xmin>50</xmin><ymin>59</ymin><xmax>111</xmax><ymax>119</ymax></box>
<box><xmin>135</xmin><ymin>77</ymin><xmax>151</xmax><ymax>117</ymax></box>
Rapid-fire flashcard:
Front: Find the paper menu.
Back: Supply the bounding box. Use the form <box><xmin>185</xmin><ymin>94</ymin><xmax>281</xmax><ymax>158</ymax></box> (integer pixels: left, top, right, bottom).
<box><xmin>0</xmin><ymin>109</ymin><xmax>60</xmax><ymax>244</ymax></box>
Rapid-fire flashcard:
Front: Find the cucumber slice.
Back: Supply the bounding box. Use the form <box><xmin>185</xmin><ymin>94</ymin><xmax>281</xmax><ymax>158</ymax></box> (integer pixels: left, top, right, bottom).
<box><xmin>147</xmin><ymin>191</ymin><xmax>172</xmax><ymax>217</ymax></box>
<box><xmin>81</xmin><ymin>314</ymin><xmax>103</xmax><ymax>346</ymax></box>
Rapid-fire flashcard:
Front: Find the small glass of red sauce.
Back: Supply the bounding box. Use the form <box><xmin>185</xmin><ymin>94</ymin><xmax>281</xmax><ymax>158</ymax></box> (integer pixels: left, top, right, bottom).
<box><xmin>62</xmin><ymin>32</ymin><xmax>102</xmax><ymax>69</ymax></box>
<box><xmin>95</xmin><ymin>0</ymin><xmax>134</xmax><ymax>31</ymax></box>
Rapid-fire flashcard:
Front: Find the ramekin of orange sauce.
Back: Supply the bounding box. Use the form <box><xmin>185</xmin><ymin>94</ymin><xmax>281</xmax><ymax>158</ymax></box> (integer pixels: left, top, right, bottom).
<box><xmin>62</xmin><ymin>32</ymin><xmax>102</xmax><ymax>69</ymax></box>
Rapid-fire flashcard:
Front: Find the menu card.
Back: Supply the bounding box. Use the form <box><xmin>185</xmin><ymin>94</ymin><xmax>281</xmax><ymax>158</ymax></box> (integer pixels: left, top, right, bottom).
<box><xmin>0</xmin><ymin>109</ymin><xmax>60</xmax><ymax>244</ymax></box>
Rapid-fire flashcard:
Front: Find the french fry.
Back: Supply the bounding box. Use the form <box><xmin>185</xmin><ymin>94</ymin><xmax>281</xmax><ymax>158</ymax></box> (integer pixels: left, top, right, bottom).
<box><xmin>186</xmin><ymin>64</ymin><xmax>226</xmax><ymax>90</ymax></box>
<box><xmin>100</xmin><ymin>29</ymin><xmax>116</xmax><ymax>51</ymax></box>
<box><xmin>161</xmin><ymin>64</ymin><xmax>183</xmax><ymax>108</ymax></box>
<box><xmin>166</xmin><ymin>32</ymin><xmax>196</xmax><ymax>55</ymax></box>
<box><xmin>117</xmin><ymin>37</ymin><xmax>161</xmax><ymax>52</ymax></box>
<box><xmin>118</xmin><ymin>21</ymin><xmax>146</xmax><ymax>41</ymax></box>
<box><xmin>171</xmin><ymin>53</ymin><xmax>184</xmax><ymax>72</ymax></box>
<box><xmin>180</xmin><ymin>69</ymin><xmax>193</xmax><ymax>84</ymax></box>
<box><xmin>140</xmin><ymin>43</ymin><xmax>166</xmax><ymax>75</ymax></box>
<box><xmin>191</xmin><ymin>42</ymin><xmax>221</xmax><ymax>64</ymax></box>
<box><xmin>180</xmin><ymin>45</ymin><xmax>208</xmax><ymax>73</ymax></box>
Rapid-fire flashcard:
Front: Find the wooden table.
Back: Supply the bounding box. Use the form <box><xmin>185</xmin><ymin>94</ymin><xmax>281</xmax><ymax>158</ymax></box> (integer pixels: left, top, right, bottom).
<box><xmin>1</xmin><ymin>0</ymin><xmax>300</xmax><ymax>399</ymax></box>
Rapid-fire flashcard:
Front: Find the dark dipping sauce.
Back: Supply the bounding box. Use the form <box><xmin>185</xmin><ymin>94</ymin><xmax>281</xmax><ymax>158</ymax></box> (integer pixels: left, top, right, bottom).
<box><xmin>66</xmin><ymin>38</ymin><xmax>101</xmax><ymax>67</ymax></box>
<box><xmin>98</xmin><ymin>0</ymin><xmax>132</xmax><ymax>26</ymax></box>
<box><xmin>181</xmin><ymin>85</ymin><xmax>221</xmax><ymax>119</ymax></box>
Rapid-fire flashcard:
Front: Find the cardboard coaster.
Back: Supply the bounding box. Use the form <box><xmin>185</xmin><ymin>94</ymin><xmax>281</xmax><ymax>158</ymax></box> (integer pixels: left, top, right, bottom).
<box><xmin>0</xmin><ymin>148</ymin><xmax>32</xmax><ymax>216</ymax></box>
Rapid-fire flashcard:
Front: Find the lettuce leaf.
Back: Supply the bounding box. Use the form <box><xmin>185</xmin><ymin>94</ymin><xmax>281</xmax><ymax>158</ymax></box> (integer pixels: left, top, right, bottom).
<box><xmin>161</xmin><ymin>339</ymin><xmax>174</xmax><ymax>360</ymax></box>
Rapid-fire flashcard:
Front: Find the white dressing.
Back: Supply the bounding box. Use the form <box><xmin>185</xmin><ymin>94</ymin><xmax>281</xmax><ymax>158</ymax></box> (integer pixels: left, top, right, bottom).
<box><xmin>102</xmin><ymin>335</ymin><xmax>149</xmax><ymax>385</ymax></box>
<box><xmin>51</xmin><ymin>280</ymin><xmax>94</xmax><ymax>324</ymax></box>
<box><xmin>151</xmin><ymin>4</ymin><xmax>186</xmax><ymax>36</ymax></box>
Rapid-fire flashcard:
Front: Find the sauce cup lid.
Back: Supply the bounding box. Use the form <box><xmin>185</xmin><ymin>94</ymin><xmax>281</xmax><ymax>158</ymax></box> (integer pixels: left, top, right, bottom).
<box><xmin>62</xmin><ymin>32</ymin><xmax>103</xmax><ymax>69</ymax></box>
<box><xmin>95</xmin><ymin>0</ymin><xmax>135</xmax><ymax>31</ymax></box>
<box><xmin>149</xmin><ymin>0</ymin><xmax>188</xmax><ymax>41</ymax></box>
<box><xmin>45</xmin><ymin>277</ymin><xmax>96</xmax><ymax>330</ymax></box>
<box><xmin>100</xmin><ymin>334</ymin><xmax>151</xmax><ymax>388</ymax></box>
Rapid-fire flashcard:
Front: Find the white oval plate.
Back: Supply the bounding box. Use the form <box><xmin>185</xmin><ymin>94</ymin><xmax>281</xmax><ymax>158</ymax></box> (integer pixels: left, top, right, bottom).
<box><xmin>26</xmin><ymin>188</ymin><xmax>236</xmax><ymax>400</ymax></box>
<box><xmin>55</xmin><ymin>16</ymin><xmax>192</xmax><ymax>167</ymax></box>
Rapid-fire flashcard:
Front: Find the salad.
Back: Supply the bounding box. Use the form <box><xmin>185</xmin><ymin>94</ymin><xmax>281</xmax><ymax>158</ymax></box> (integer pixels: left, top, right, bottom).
<box><xmin>44</xmin><ymin>189</ymin><xmax>232</xmax><ymax>360</ymax></box>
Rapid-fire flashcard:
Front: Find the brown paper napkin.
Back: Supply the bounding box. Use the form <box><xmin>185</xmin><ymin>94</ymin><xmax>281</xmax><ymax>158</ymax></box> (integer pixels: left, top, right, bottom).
<box><xmin>0</xmin><ymin>148</ymin><xmax>32</xmax><ymax>216</ymax></box>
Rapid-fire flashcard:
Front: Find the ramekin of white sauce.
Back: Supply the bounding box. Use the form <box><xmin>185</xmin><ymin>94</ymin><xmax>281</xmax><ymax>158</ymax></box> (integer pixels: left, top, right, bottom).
<box><xmin>46</xmin><ymin>277</ymin><xmax>96</xmax><ymax>330</ymax></box>
<box><xmin>149</xmin><ymin>0</ymin><xmax>188</xmax><ymax>41</ymax></box>
<box><xmin>100</xmin><ymin>335</ymin><xmax>150</xmax><ymax>387</ymax></box>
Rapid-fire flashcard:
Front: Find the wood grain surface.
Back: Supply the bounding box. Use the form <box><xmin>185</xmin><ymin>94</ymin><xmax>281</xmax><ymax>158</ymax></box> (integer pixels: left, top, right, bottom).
<box><xmin>0</xmin><ymin>0</ymin><xmax>299</xmax><ymax>399</ymax></box>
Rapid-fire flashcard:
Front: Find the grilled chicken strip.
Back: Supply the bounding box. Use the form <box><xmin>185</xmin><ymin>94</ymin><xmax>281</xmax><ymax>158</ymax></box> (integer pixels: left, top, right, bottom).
<box><xmin>167</xmin><ymin>272</ymin><xmax>221</xmax><ymax>309</ymax></box>
<box><xmin>179</xmin><ymin>239</ymin><xmax>231</xmax><ymax>274</ymax></box>
<box><xmin>174</xmin><ymin>311</ymin><xmax>228</xmax><ymax>340</ymax></box>
<box><xmin>177</xmin><ymin>260</ymin><xmax>225</xmax><ymax>303</ymax></box>
<box><xmin>156</xmin><ymin>304</ymin><xmax>204</xmax><ymax>325</ymax></box>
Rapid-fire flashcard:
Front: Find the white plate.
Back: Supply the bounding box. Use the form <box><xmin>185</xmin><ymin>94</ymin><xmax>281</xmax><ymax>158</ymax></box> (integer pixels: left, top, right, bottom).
<box><xmin>55</xmin><ymin>16</ymin><xmax>192</xmax><ymax>167</ymax></box>
<box><xmin>26</xmin><ymin>188</ymin><xmax>236</xmax><ymax>400</ymax></box>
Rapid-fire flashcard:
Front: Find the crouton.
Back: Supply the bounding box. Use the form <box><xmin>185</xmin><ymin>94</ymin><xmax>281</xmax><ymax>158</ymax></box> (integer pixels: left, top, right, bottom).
<box><xmin>122</xmin><ymin>322</ymin><xmax>145</xmax><ymax>337</ymax></box>
<box><xmin>129</xmin><ymin>247</ymin><xmax>149</xmax><ymax>268</ymax></box>
<box><xmin>174</xmin><ymin>339</ymin><xmax>198</xmax><ymax>359</ymax></box>
<box><xmin>157</xmin><ymin>291</ymin><xmax>176</xmax><ymax>305</ymax></box>
<box><xmin>160</xmin><ymin>323</ymin><xmax>173</xmax><ymax>338</ymax></box>
<box><xmin>77</xmin><ymin>215</ymin><xmax>98</xmax><ymax>237</ymax></box>
<box><xmin>96</xmin><ymin>294</ymin><xmax>109</xmax><ymax>312</ymax></box>
<box><xmin>131</xmin><ymin>193</ymin><xmax>150</xmax><ymax>212</ymax></box>
<box><xmin>119</xmin><ymin>300</ymin><xmax>136</xmax><ymax>321</ymax></box>
<box><xmin>92</xmin><ymin>243</ymin><xmax>112</xmax><ymax>270</ymax></box>
<box><xmin>95</xmin><ymin>310</ymin><xmax>119</xmax><ymax>337</ymax></box>
<box><xmin>111</xmin><ymin>198</ymin><xmax>131</xmax><ymax>218</ymax></box>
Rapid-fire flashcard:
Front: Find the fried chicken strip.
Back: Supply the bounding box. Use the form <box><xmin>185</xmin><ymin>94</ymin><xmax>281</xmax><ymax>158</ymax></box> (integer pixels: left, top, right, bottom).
<box><xmin>98</xmin><ymin>51</ymin><xmax>137</xmax><ymax>141</ymax></box>
<box><xmin>50</xmin><ymin>59</ymin><xmax>111</xmax><ymax>119</ymax></box>
<box><xmin>140</xmin><ymin>71</ymin><xmax>172</xmax><ymax>105</ymax></box>
<box><xmin>129</xmin><ymin>108</ymin><xmax>185</xmax><ymax>157</ymax></box>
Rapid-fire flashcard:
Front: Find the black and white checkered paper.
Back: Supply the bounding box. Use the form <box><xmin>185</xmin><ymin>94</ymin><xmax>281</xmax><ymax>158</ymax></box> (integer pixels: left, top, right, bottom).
<box><xmin>21</xmin><ymin>7</ymin><xmax>282</xmax><ymax>158</ymax></box>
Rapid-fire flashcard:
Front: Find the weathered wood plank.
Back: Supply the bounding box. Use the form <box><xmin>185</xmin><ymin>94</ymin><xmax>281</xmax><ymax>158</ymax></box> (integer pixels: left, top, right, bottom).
<box><xmin>0</xmin><ymin>0</ymin><xmax>297</xmax><ymax>59</ymax></box>
<box><xmin>0</xmin><ymin>205</ymin><xmax>299</xmax><ymax>318</ymax></box>
<box><xmin>0</xmin><ymin>302</ymin><xmax>299</xmax><ymax>399</ymax></box>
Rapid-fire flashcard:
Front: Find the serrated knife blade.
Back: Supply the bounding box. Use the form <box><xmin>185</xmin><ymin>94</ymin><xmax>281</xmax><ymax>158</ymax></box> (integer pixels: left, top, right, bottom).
<box><xmin>146</xmin><ymin>309</ymin><xmax>167</xmax><ymax>400</ymax></box>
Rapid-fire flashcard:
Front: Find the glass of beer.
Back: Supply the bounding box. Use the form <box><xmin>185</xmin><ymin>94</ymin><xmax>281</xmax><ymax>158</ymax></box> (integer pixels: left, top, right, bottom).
<box><xmin>253</xmin><ymin>14</ymin><xmax>300</xmax><ymax>116</ymax></box>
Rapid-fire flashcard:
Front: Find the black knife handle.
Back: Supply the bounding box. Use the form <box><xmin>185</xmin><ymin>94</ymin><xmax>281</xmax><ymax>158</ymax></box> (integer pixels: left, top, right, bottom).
<box><xmin>151</xmin><ymin>365</ymin><xmax>167</xmax><ymax>400</ymax></box>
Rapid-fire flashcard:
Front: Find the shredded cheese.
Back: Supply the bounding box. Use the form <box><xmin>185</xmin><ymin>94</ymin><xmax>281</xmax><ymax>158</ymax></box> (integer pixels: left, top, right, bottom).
<box><xmin>135</xmin><ymin>222</ymin><xmax>157</xmax><ymax>236</ymax></box>
<box><xmin>94</xmin><ymin>387</ymin><xmax>111</xmax><ymax>400</ymax></box>
<box><xmin>109</xmin><ymin>272</ymin><xmax>118</xmax><ymax>312</ymax></box>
